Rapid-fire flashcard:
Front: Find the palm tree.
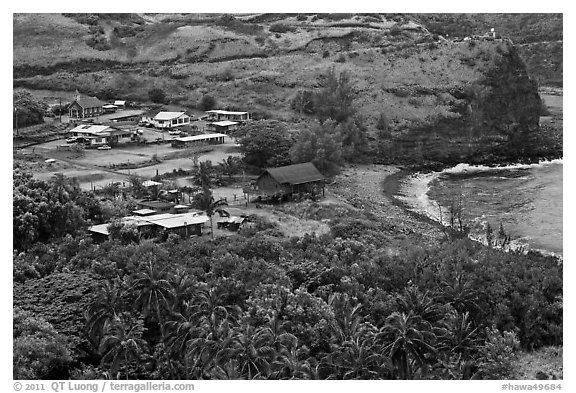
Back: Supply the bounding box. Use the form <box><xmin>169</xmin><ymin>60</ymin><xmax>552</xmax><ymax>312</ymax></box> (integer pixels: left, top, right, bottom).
<box><xmin>99</xmin><ymin>316</ymin><xmax>147</xmax><ymax>379</ymax></box>
<box><xmin>190</xmin><ymin>160</ymin><xmax>214</xmax><ymax>190</ymax></box>
<box><xmin>86</xmin><ymin>279</ymin><xmax>124</xmax><ymax>348</ymax></box>
<box><xmin>378</xmin><ymin>311</ymin><xmax>438</xmax><ymax>380</ymax></box>
<box><xmin>132</xmin><ymin>261</ymin><xmax>175</xmax><ymax>343</ymax></box>
<box><xmin>194</xmin><ymin>190</ymin><xmax>229</xmax><ymax>239</ymax></box>
<box><xmin>219</xmin><ymin>324</ymin><xmax>276</xmax><ymax>379</ymax></box>
<box><xmin>219</xmin><ymin>156</ymin><xmax>241</xmax><ymax>182</ymax></box>
<box><xmin>439</xmin><ymin>274</ymin><xmax>481</xmax><ymax>316</ymax></box>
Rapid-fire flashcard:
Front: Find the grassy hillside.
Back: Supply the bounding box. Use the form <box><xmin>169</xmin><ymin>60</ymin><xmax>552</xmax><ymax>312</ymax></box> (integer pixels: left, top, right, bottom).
<box><xmin>14</xmin><ymin>13</ymin><xmax>559</xmax><ymax>164</ymax></box>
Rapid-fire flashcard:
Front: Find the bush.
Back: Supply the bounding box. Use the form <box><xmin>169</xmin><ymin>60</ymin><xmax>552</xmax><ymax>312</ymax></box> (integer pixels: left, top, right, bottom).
<box><xmin>389</xmin><ymin>24</ymin><xmax>403</xmax><ymax>36</ymax></box>
<box><xmin>199</xmin><ymin>95</ymin><xmax>217</xmax><ymax>111</ymax></box>
<box><xmin>322</xmin><ymin>50</ymin><xmax>330</xmax><ymax>58</ymax></box>
<box><xmin>270</xmin><ymin>23</ymin><xmax>297</xmax><ymax>34</ymax></box>
<box><xmin>148</xmin><ymin>87</ymin><xmax>166</xmax><ymax>104</ymax></box>
<box><xmin>296</xmin><ymin>14</ymin><xmax>308</xmax><ymax>21</ymax></box>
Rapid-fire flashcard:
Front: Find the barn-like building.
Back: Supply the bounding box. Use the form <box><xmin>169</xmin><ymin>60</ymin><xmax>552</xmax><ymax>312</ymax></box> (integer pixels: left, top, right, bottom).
<box><xmin>255</xmin><ymin>162</ymin><xmax>325</xmax><ymax>198</ymax></box>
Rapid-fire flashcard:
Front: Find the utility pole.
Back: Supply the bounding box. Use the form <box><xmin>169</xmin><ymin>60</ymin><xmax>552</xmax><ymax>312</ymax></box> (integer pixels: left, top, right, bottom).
<box><xmin>59</xmin><ymin>97</ymin><xmax>62</xmax><ymax>123</ymax></box>
<box><xmin>14</xmin><ymin>107</ymin><xmax>18</xmax><ymax>136</ymax></box>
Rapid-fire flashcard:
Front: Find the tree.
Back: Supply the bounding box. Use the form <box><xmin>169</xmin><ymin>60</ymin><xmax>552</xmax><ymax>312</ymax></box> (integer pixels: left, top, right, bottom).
<box><xmin>13</xmin><ymin>308</ymin><xmax>72</xmax><ymax>379</ymax></box>
<box><xmin>219</xmin><ymin>156</ymin><xmax>243</xmax><ymax>182</ymax></box>
<box><xmin>148</xmin><ymin>87</ymin><xmax>166</xmax><ymax>104</ymax></box>
<box><xmin>13</xmin><ymin>171</ymin><xmax>88</xmax><ymax>250</ymax></box>
<box><xmin>199</xmin><ymin>95</ymin><xmax>217</xmax><ymax>111</ymax></box>
<box><xmin>193</xmin><ymin>190</ymin><xmax>229</xmax><ymax>239</ymax></box>
<box><xmin>14</xmin><ymin>90</ymin><xmax>49</xmax><ymax>128</ymax></box>
<box><xmin>132</xmin><ymin>261</ymin><xmax>175</xmax><ymax>343</ymax></box>
<box><xmin>190</xmin><ymin>160</ymin><xmax>216</xmax><ymax>190</ymax></box>
<box><xmin>336</xmin><ymin>116</ymin><xmax>369</xmax><ymax>161</ymax></box>
<box><xmin>99</xmin><ymin>316</ymin><xmax>147</xmax><ymax>379</ymax></box>
<box><xmin>291</xmin><ymin>90</ymin><xmax>315</xmax><ymax>115</ymax></box>
<box><xmin>313</xmin><ymin>67</ymin><xmax>356</xmax><ymax>123</ymax></box>
<box><xmin>290</xmin><ymin>121</ymin><xmax>343</xmax><ymax>176</ymax></box>
<box><xmin>378</xmin><ymin>311</ymin><xmax>438</xmax><ymax>379</ymax></box>
<box><xmin>237</xmin><ymin>120</ymin><xmax>293</xmax><ymax>168</ymax></box>
<box><xmin>376</xmin><ymin>112</ymin><xmax>392</xmax><ymax>157</ymax></box>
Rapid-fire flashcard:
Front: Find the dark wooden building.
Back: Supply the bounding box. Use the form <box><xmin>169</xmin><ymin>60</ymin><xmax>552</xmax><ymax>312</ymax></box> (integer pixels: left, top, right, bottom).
<box><xmin>68</xmin><ymin>96</ymin><xmax>104</xmax><ymax>118</ymax></box>
<box><xmin>255</xmin><ymin>162</ymin><xmax>325</xmax><ymax>198</ymax></box>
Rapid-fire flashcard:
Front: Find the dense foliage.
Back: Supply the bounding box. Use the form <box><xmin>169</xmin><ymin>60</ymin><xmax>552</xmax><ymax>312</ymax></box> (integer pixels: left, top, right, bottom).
<box><xmin>13</xmin><ymin>171</ymin><xmax>562</xmax><ymax>380</ymax></box>
<box><xmin>235</xmin><ymin>120</ymin><xmax>293</xmax><ymax>168</ymax></box>
<box><xmin>14</xmin><ymin>90</ymin><xmax>49</xmax><ymax>128</ymax></box>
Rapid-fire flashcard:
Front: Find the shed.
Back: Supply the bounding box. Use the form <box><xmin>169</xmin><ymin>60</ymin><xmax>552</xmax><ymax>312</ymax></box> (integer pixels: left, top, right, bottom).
<box><xmin>102</xmin><ymin>104</ymin><xmax>118</xmax><ymax>113</ymax></box>
<box><xmin>206</xmin><ymin>120</ymin><xmax>239</xmax><ymax>134</ymax></box>
<box><xmin>255</xmin><ymin>162</ymin><xmax>325</xmax><ymax>198</ymax></box>
<box><xmin>171</xmin><ymin>133</ymin><xmax>227</xmax><ymax>148</ymax></box>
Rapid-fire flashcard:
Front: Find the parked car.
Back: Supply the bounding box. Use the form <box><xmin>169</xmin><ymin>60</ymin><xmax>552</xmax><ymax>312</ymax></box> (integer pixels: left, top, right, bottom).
<box><xmin>168</xmin><ymin>130</ymin><xmax>181</xmax><ymax>136</ymax></box>
<box><xmin>66</xmin><ymin>137</ymin><xmax>77</xmax><ymax>143</ymax></box>
<box><xmin>97</xmin><ymin>145</ymin><xmax>111</xmax><ymax>150</ymax></box>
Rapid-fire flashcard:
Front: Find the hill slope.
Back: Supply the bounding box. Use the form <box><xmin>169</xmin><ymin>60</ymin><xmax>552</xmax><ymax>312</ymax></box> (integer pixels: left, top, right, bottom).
<box><xmin>13</xmin><ymin>13</ymin><xmax>561</xmax><ymax>164</ymax></box>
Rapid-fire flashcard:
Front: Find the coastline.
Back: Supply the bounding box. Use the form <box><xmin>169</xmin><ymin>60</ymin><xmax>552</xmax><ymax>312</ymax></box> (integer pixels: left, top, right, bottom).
<box><xmin>384</xmin><ymin>161</ymin><xmax>563</xmax><ymax>260</ymax></box>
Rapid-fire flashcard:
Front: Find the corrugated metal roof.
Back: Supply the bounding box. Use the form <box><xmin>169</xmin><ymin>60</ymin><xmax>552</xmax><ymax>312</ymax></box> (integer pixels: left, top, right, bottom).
<box><xmin>74</xmin><ymin>97</ymin><xmax>103</xmax><ymax>109</ymax></box>
<box><xmin>132</xmin><ymin>208</ymin><xmax>157</xmax><ymax>216</ymax></box>
<box><xmin>146</xmin><ymin>212</ymin><xmax>209</xmax><ymax>229</ymax></box>
<box><xmin>174</xmin><ymin>133</ymin><xmax>227</xmax><ymax>142</ymax></box>
<box><xmin>206</xmin><ymin>110</ymin><xmax>248</xmax><ymax>115</ymax></box>
<box><xmin>114</xmin><ymin>100</ymin><xmax>126</xmax><ymax>105</ymax></box>
<box><xmin>261</xmin><ymin>162</ymin><xmax>324</xmax><ymax>186</ymax></box>
<box><xmin>70</xmin><ymin>125</ymin><xmax>113</xmax><ymax>134</ymax></box>
<box><xmin>153</xmin><ymin>112</ymin><xmax>187</xmax><ymax>121</ymax></box>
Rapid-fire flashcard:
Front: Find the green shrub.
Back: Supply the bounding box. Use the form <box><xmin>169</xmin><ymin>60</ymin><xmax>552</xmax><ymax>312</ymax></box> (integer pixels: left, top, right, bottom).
<box><xmin>199</xmin><ymin>94</ymin><xmax>217</xmax><ymax>111</ymax></box>
<box><xmin>148</xmin><ymin>87</ymin><xmax>166</xmax><ymax>104</ymax></box>
<box><xmin>270</xmin><ymin>23</ymin><xmax>297</xmax><ymax>34</ymax></box>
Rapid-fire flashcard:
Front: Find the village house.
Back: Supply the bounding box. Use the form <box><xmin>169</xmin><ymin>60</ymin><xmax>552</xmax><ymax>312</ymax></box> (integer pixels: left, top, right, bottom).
<box><xmin>102</xmin><ymin>104</ymin><xmax>118</xmax><ymax>114</ymax></box>
<box><xmin>69</xmin><ymin>124</ymin><xmax>137</xmax><ymax>146</ymax></box>
<box><xmin>205</xmin><ymin>120</ymin><xmax>239</xmax><ymax>134</ymax></box>
<box><xmin>114</xmin><ymin>100</ymin><xmax>126</xmax><ymax>110</ymax></box>
<box><xmin>171</xmin><ymin>133</ymin><xmax>227</xmax><ymax>148</ymax></box>
<box><xmin>68</xmin><ymin>95</ymin><xmax>104</xmax><ymax>119</ymax></box>
<box><xmin>254</xmin><ymin>162</ymin><xmax>325</xmax><ymax>199</ymax></box>
<box><xmin>143</xmin><ymin>111</ymin><xmax>193</xmax><ymax>129</ymax></box>
<box><xmin>205</xmin><ymin>110</ymin><xmax>251</xmax><ymax>122</ymax></box>
<box><xmin>88</xmin><ymin>211</ymin><xmax>209</xmax><ymax>240</ymax></box>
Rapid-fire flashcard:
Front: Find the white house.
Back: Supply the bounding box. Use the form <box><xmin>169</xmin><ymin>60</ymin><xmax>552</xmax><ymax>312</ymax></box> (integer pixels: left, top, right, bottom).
<box><xmin>205</xmin><ymin>110</ymin><xmax>251</xmax><ymax>122</ymax></box>
<box><xmin>150</xmin><ymin>112</ymin><xmax>192</xmax><ymax>129</ymax></box>
<box><xmin>205</xmin><ymin>120</ymin><xmax>239</xmax><ymax>134</ymax></box>
<box><xmin>69</xmin><ymin>124</ymin><xmax>136</xmax><ymax>146</ymax></box>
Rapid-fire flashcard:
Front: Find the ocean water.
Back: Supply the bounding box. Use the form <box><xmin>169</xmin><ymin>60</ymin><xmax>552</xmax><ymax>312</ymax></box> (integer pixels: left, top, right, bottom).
<box><xmin>399</xmin><ymin>161</ymin><xmax>563</xmax><ymax>255</ymax></box>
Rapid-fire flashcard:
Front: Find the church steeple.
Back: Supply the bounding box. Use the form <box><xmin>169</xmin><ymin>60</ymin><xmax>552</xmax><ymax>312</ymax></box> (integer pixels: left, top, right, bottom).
<box><xmin>74</xmin><ymin>90</ymin><xmax>81</xmax><ymax>101</ymax></box>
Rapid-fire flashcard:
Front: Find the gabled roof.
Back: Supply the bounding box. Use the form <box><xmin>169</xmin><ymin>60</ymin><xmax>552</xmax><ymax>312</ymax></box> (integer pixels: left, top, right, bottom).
<box><xmin>260</xmin><ymin>163</ymin><xmax>324</xmax><ymax>185</ymax></box>
<box><xmin>153</xmin><ymin>112</ymin><xmax>187</xmax><ymax>121</ymax></box>
<box><xmin>72</xmin><ymin>97</ymin><xmax>103</xmax><ymax>109</ymax></box>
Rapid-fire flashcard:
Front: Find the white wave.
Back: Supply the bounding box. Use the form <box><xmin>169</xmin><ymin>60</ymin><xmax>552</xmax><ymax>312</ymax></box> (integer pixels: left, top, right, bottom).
<box><xmin>397</xmin><ymin>171</ymin><xmax>447</xmax><ymax>223</ymax></box>
<box><xmin>441</xmin><ymin>159</ymin><xmax>563</xmax><ymax>175</ymax></box>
